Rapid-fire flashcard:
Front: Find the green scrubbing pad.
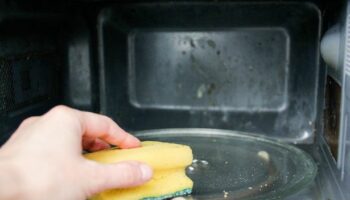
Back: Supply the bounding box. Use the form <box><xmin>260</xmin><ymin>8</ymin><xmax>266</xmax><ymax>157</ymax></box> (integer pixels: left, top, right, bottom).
<box><xmin>142</xmin><ymin>188</ymin><xmax>192</xmax><ymax>200</ymax></box>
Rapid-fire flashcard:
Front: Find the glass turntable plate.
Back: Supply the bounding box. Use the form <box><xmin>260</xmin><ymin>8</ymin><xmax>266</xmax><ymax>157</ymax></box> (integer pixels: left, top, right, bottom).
<box><xmin>134</xmin><ymin>128</ymin><xmax>317</xmax><ymax>200</ymax></box>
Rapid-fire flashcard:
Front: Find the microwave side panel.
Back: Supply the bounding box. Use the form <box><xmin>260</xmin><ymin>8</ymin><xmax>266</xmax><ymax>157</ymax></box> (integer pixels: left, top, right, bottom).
<box><xmin>338</xmin><ymin>0</ymin><xmax>350</xmax><ymax>195</ymax></box>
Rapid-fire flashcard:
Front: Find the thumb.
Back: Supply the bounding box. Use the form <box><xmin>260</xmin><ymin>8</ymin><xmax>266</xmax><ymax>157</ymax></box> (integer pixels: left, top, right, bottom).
<box><xmin>83</xmin><ymin>161</ymin><xmax>153</xmax><ymax>196</ymax></box>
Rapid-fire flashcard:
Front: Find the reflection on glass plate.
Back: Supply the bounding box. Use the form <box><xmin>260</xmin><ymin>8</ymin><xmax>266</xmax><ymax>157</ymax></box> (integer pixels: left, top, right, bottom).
<box><xmin>134</xmin><ymin>128</ymin><xmax>317</xmax><ymax>200</ymax></box>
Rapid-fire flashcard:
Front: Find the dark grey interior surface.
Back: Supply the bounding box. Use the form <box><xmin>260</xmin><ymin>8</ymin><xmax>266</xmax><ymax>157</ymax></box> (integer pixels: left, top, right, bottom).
<box><xmin>0</xmin><ymin>15</ymin><xmax>66</xmax><ymax>142</ymax></box>
<box><xmin>98</xmin><ymin>2</ymin><xmax>322</xmax><ymax>142</ymax></box>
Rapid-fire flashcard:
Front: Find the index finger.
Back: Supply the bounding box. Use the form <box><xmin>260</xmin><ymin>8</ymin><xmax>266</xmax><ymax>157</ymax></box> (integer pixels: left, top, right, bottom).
<box><xmin>78</xmin><ymin>111</ymin><xmax>141</xmax><ymax>149</ymax></box>
<box><xmin>49</xmin><ymin>106</ymin><xmax>141</xmax><ymax>149</ymax></box>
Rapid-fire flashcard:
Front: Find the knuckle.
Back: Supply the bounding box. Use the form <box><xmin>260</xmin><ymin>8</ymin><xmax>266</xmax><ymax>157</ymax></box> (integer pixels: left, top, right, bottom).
<box><xmin>19</xmin><ymin>116</ymin><xmax>37</xmax><ymax>128</ymax></box>
<box><xmin>45</xmin><ymin>105</ymin><xmax>86</xmax><ymax>134</ymax></box>
<box><xmin>50</xmin><ymin>105</ymin><xmax>71</xmax><ymax>115</ymax></box>
<box><xmin>45</xmin><ymin>105</ymin><xmax>79</xmax><ymax>126</ymax></box>
<box><xmin>102</xmin><ymin>115</ymin><xmax>114</xmax><ymax>124</ymax></box>
<box><xmin>22</xmin><ymin>117</ymin><xmax>36</xmax><ymax>124</ymax></box>
<box><xmin>47</xmin><ymin>105</ymin><xmax>76</xmax><ymax>120</ymax></box>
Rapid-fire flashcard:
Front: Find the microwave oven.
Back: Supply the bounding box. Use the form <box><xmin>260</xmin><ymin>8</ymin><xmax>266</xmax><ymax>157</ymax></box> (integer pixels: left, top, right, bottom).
<box><xmin>0</xmin><ymin>0</ymin><xmax>348</xmax><ymax>199</ymax></box>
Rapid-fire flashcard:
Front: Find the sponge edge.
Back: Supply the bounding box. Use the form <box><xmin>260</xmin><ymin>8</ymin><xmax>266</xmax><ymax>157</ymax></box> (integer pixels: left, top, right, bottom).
<box><xmin>85</xmin><ymin>141</ymin><xmax>194</xmax><ymax>200</ymax></box>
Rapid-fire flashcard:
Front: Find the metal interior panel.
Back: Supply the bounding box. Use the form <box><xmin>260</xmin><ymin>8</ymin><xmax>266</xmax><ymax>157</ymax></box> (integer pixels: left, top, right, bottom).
<box><xmin>98</xmin><ymin>2</ymin><xmax>321</xmax><ymax>142</ymax></box>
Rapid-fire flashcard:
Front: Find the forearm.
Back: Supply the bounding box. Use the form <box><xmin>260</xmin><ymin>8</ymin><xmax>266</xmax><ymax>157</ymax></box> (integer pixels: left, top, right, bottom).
<box><xmin>0</xmin><ymin>159</ymin><xmax>22</xmax><ymax>200</ymax></box>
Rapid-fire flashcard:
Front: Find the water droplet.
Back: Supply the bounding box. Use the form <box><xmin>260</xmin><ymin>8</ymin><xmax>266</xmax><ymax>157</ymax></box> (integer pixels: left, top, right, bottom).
<box><xmin>200</xmin><ymin>160</ymin><xmax>209</xmax><ymax>165</ymax></box>
<box><xmin>223</xmin><ymin>190</ymin><xmax>229</xmax><ymax>198</ymax></box>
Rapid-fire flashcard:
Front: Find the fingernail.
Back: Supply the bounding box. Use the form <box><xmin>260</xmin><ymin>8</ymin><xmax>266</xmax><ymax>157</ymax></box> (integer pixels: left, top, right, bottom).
<box><xmin>140</xmin><ymin>164</ymin><xmax>153</xmax><ymax>181</ymax></box>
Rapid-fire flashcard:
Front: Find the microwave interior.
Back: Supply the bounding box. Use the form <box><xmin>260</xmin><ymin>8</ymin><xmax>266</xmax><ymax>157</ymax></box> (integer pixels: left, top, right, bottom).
<box><xmin>0</xmin><ymin>0</ymin><xmax>349</xmax><ymax>199</ymax></box>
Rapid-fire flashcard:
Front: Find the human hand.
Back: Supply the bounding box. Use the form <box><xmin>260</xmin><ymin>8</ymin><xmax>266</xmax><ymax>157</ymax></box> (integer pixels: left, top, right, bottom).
<box><xmin>0</xmin><ymin>105</ymin><xmax>153</xmax><ymax>200</ymax></box>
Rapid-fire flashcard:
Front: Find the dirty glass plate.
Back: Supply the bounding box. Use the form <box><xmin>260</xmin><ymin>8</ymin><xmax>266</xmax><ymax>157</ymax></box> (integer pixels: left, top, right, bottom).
<box><xmin>134</xmin><ymin>128</ymin><xmax>317</xmax><ymax>200</ymax></box>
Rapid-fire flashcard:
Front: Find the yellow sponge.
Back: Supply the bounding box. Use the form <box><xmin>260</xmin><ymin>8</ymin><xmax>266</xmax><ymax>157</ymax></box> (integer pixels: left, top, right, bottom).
<box><xmin>84</xmin><ymin>141</ymin><xmax>193</xmax><ymax>200</ymax></box>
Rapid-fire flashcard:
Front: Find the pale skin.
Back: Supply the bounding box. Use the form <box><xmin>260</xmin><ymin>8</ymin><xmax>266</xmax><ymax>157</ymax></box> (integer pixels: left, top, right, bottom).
<box><xmin>0</xmin><ymin>105</ymin><xmax>153</xmax><ymax>200</ymax></box>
